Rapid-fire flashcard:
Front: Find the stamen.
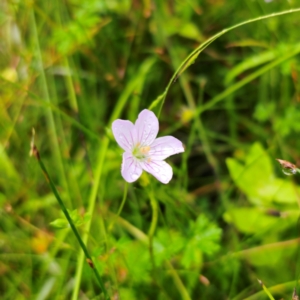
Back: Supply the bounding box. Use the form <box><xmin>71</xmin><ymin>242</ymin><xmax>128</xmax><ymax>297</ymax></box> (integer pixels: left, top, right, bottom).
<box><xmin>140</xmin><ymin>146</ymin><xmax>151</xmax><ymax>154</ymax></box>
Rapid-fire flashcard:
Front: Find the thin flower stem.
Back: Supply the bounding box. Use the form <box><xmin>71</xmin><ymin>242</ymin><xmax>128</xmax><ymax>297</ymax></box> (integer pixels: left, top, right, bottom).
<box><xmin>165</xmin><ymin>261</ymin><xmax>192</xmax><ymax>300</ymax></box>
<box><xmin>148</xmin><ymin>190</ymin><xmax>158</xmax><ymax>269</ymax></box>
<box><xmin>108</xmin><ymin>182</ymin><xmax>128</xmax><ymax>232</ymax></box>
<box><xmin>148</xmin><ymin>193</ymin><xmax>158</xmax><ymax>239</ymax></box>
<box><xmin>31</xmin><ymin>145</ymin><xmax>109</xmax><ymax>299</ymax></box>
<box><xmin>117</xmin><ymin>182</ymin><xmax>128</xmax><ymax>216</ymax></box>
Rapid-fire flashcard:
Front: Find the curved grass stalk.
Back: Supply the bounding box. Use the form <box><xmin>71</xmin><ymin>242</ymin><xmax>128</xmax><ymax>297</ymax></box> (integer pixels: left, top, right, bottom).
<box><xmin>149</xmin><ymin>8</ymin><xmax>300</xmax><ymax>117</ymax></box>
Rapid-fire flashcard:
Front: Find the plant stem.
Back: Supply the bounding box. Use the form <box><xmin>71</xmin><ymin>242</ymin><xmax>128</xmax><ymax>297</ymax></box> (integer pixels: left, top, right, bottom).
<box><xmin>31</xmin><ymin>144</ymin><xmax>109</xmax><ymax>299</ymax></box>
<box><xmin>165</xmin><ymin>261</ymin><xmax>192</xmax><ymax>300</ymax></box>
<box><xmin>108</xmin><ymin>182</ymin><xmax>128</xmax><ymax>232</ymax></box>
<box><xmin>117</xmin><ymin>182</ymin><xmax>128</xmax><ymax>216</ymax></box>
<box><xmin>148</xmin><ymin>190</ymin><xmax>158</xmax><ymax>269</ymax></box>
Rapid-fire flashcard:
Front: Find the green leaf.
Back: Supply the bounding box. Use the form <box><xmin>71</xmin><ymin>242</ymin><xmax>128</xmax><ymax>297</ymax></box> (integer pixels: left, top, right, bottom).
<box><xmin>226</xmin><ymin>142</ymin><xmax>300</xmax><ymax>205</ymax></box>
<box><xmin>178</xmin><ymin>22</ymin><xmax>203</xmax><ymax>42</ymax></box>
<box><xmin>50</xmin><ymin>218</ymin><xmax>69</xmax><ymax>229</ymax></box>
<box><xmin>223</xmin><ymin>207</ymin><xmax>277</xmax><ymax>234</ymax></box>
<box><xmin>181</xmin><ymin>215</ymin><xmax>222</xmax><ymax>267</ymax></box>
<box><xmin>227</xmin><ymin>143</ymin><xmax>271</xmax><ymax>204</ymax></box>
<box><xmin>50</xmin><ymin>210</ymin><xmax>91</xmax><ymax>229</ymax></box>
<box><xmin>153</xmin><ymin>229</ymin><xmax>186</xmax><ymax>266</ymax></box>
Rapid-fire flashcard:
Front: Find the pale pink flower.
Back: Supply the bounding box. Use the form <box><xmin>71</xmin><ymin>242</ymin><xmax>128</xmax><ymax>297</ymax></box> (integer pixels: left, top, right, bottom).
<box><xmin>112</xmin><ymin>109</ymin><xmax>184</xmax><ymax>184</ymax></box>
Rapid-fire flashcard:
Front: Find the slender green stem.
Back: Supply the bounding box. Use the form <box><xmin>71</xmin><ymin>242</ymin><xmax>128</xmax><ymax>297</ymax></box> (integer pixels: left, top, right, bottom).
<box><xmin>31</xmin><ymin>145</ymin><xmax>109</xmax><ymax>299</ymax></box>
<box><xmin>108</xmin><ymin>182</ymin><xmax>128</xmax><ymax>232</ymax></box>
<box><xmin>117</xmin><ymin>182</ymin><xmax>128</xmax><ymax>216</ymax></box>
<box><xmin>165</xmin><ymin>261</ymin><xmax>192</xmax><ymax>300</ymax></box>
<box><xmin>148</xmin><ymin>190</ymin><xmax>158</xmax><ymax>268</ymax></box>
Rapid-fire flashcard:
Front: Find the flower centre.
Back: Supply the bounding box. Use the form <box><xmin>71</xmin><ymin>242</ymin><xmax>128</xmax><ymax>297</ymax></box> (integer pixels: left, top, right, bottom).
<box><xmin>132</xmin><ymin>143</ymin><xmax>151</xmax><ymax>161</ymax></box>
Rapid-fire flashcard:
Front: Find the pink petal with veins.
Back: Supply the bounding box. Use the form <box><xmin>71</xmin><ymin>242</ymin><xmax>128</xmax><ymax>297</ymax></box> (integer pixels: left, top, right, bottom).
<box><xmin>141</xmin><ymin>160</ymin><xmax>173</xmax><ymax>184</ymax></box>
<box><xmin>149</xmin><ymin>136</ymin><xmax>184</xmax><ymax>160</ymax></box>
<box><xmin>135</xmin><ymin>109</ymin><xmax>159</xmax><ymax>146</ymax></box>
<box><xmin>121</xmin><ymin>152</ymin><xmax>143</xmax><ymax>183</ymax></box>
<box><xmin>112</xmin><ymin>120</ymin><xmax>136</xmax><ymax>151</ymax></box>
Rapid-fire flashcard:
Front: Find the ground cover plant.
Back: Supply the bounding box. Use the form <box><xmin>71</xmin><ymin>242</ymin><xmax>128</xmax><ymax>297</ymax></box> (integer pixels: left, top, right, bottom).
<box><xmin>2</xmin><ymin>0</ymin><xmax>300</xmax><ymax>299</ymax></box>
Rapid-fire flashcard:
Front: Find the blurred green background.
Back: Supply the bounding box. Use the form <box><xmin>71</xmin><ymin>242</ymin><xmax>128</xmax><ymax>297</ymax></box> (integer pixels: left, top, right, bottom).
<box><xmin>1</xmin><ymin>0</ymin><xmax>300</xmax><ymax>299</ymax></box>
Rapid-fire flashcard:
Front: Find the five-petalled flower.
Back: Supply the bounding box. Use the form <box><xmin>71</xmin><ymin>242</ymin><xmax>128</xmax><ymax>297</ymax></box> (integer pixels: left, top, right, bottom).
<box><xmin>112</xmin><ymin>109</ymin><xmax>184</xmax><ymax>184</ymax></box>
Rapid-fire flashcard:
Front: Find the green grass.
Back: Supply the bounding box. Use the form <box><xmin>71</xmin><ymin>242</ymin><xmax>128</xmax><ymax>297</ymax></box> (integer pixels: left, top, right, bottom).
<box><xmin>2</xmin><ymin>0</ymin><xmax>300</xmax><ymax>299</ymax></box>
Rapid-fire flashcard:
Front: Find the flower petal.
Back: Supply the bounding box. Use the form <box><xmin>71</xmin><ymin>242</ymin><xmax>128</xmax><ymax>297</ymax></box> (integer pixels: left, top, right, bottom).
<box><xmin>141</xmin><ymin>160</ymin><xmax>173</xmax><ymax>184</ymax></box>
<box><xmin>135</xmin><ymin>109</ymin><xmax>158</xmax><ymax>146</ymax></box>
<box><xmin>121</xmin><ymin>152</ymin><xmax>143</xmax><ymax>183</ymax></box>
<box><xmin>149</xmin><ymin>136</ymin><xmax>184</xmax><ymax>160</ymax></box>
<box><xmin>112</xmin><ymin>120</ymin><xmax>136</xmax><ymax>151</ymax></box>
